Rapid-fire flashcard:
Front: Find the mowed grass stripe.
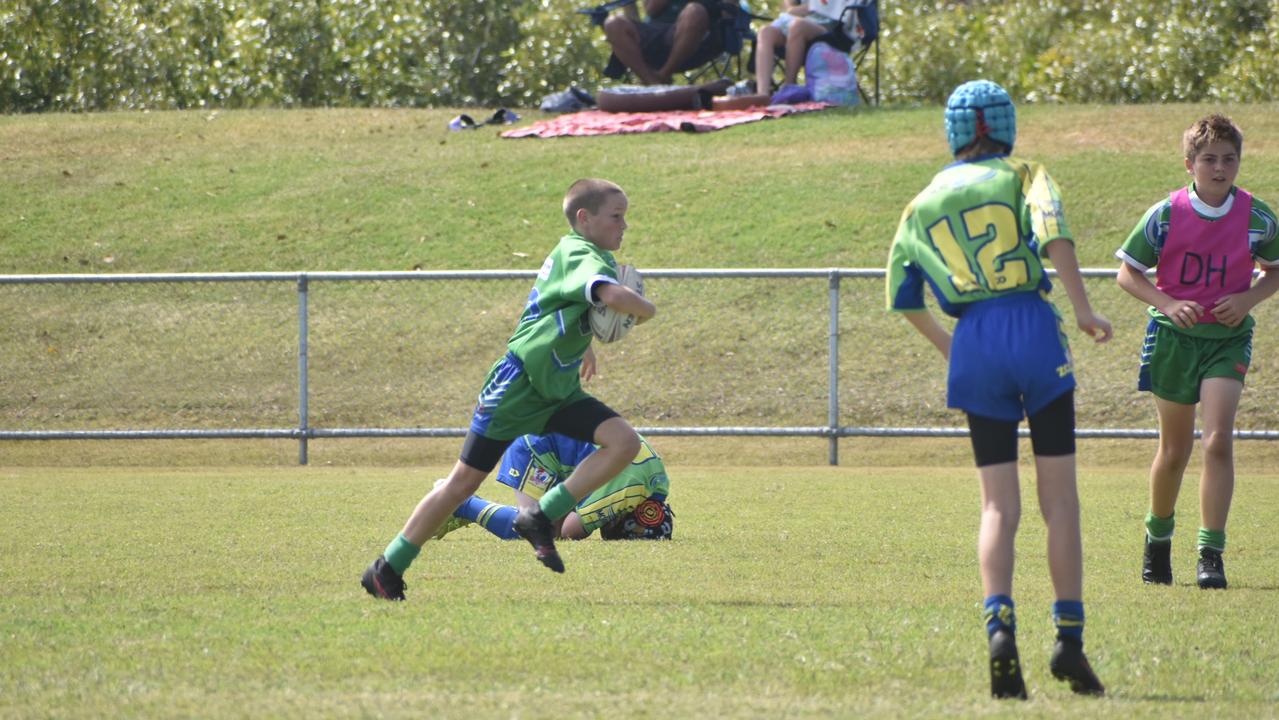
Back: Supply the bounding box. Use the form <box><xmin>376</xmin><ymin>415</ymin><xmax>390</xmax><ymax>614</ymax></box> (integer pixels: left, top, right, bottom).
<box><xmin>2</xmin><ymin>463</ymin><xmax>1278</xmax><ymax>717</ymax></box>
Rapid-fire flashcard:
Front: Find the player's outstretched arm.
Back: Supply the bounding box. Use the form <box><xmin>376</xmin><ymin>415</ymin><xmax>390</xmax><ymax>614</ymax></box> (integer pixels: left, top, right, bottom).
<box><xmin>902</xmin><ymin>309</ymin><xmax>951</xmax><ymax>360</ymax></box>
<box><xmin>1044</xmin><ymin>239</ymin><xmax>1112</xmax><ymax>342</ymax></box>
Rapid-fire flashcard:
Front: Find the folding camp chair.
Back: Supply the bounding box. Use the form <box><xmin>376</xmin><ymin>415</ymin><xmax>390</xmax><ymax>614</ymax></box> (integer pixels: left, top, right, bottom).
<box><xmin>580</xmin><ymin>0</ymin><xmax>769</xmax><ymax>84</ymax></box>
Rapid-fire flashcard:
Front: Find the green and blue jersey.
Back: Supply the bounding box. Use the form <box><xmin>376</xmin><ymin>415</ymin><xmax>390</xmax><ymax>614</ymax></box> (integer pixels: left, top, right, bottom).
<box><xmin>497</xmin><ymin>433</ymin><xmax>670</xmax><ymax>534</ymax></box>
<box><xmin>886</xmin><ymin>155</ymin><xmax>1069</xmax><ymax>317</ymax></box>
<box><xmin>886</xmin><ymin>154</ymin><xmax>1078</xmax><ymax>421</ymax></box>
<box><xmin>507</xmin><ymin>232</ymin><xmax>620</xmax><ymax>400</ymax></box>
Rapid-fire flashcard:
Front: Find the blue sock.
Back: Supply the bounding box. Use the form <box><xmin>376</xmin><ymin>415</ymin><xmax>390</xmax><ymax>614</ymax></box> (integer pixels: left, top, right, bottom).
<box><xmin>454</xmin><ymin>495</ymin><xmax>519</xmax><ymax>540</ymax></box>
<box><xmin>1052</xmin><ymin>600</ymin><xmax>1085</xmax><ymax>642</ymax></box>
<box><xmin>983</xmin><ymin>595</ymin><xmax>1016</xmax><ymax>637</ymax></box>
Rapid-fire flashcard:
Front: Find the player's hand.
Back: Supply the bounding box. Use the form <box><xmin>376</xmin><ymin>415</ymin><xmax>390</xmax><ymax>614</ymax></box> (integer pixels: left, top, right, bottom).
<box><xmin>1211</xmin><ymin>294</ymin><xmax>1251</xmax><ymax>327</ymax></box>
<box><xmin>1161</xmin><ymin>299</ymin><xmax>1203</xmax><ymax>329</ymax></box>
<box><xmin>1079</xmin><ymin>312</ymin><xmax>1113</xmax><ymax>343</ymax></box>
<box><xmin>580</xmin><ymin>346</ymin><xmax>597</xmax><ymax>381</ymax></box>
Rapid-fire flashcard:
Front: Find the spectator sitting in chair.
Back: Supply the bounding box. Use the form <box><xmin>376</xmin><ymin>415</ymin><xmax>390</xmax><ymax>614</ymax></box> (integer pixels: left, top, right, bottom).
<box><xmin>753</xmin><ymin>0</ymin><xmax>840</xmax><ymax>99</ymax></box>
<box><xmin>603</xmin><ymin>0</ymin><xmax>724</xmax><ymax>85</ymax></box>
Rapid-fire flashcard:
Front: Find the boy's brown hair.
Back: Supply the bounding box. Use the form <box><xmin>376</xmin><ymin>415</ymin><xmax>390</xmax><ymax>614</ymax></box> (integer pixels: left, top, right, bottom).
<box><xmin>563</xmin><ymin>178</ymin><xmax>625</xmax><ymax>228</ymax></box>
<box><xmin>1183</xmin><ymin>114</ymin><xmax>1243</xmax><ymax>161</ymax></box>
<box><xmin>955</xmin><ymin>136</ymin><xmax>1011</xmax><ymax>162</ymax></box>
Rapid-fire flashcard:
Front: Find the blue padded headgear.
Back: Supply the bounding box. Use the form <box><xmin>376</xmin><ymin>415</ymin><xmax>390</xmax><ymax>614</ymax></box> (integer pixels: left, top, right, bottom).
<box><xmin>945</xmin><ymin>80</ymin><xmax>1016</xmax><ymax>156</ymax></box>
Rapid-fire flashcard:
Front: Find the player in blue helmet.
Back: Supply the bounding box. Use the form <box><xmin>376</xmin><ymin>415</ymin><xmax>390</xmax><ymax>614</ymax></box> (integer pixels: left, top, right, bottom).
<box><xmin>436</xmin><ymin>432</ymin><xmax>673</xmax><ymax>541</ymax></box>
<box><xmin>944</xmin><ymin>79</ymin><xmax>1017</xmax><ymax>156</ymax></box>
<box><xmin>886</xmin><ymin>79</ymin><xmax>1110</xmax><ymax>699</ymax></box>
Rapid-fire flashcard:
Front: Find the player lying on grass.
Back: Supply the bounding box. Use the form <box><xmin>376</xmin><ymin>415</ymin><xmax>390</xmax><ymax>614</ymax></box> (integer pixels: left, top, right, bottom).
<box><xmin>435</xmin><ymin>432</ymin><xmax>673</xmax><ymax>541</ymax></box>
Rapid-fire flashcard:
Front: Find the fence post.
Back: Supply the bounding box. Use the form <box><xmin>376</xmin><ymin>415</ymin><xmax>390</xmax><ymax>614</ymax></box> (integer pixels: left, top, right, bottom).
<box><xmin>828</xmin><ymin>270</ymin><xmax>840</xmax><ymax>466</ymax></box>
<box><xmin>297</xmin><ymin>274</ymin><xmax>310</xmax><ymax>465</ymax></box>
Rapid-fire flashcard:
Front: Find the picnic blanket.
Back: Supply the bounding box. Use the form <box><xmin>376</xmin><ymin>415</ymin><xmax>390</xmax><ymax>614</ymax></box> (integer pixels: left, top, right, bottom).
<box><xmin>501</xmin><ymin>102</ymin><xmax>830</xmax><ymax>138</ymax></box>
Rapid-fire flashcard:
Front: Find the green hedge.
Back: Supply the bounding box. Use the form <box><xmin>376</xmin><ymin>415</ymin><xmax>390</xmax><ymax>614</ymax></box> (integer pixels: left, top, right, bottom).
<box><xmin>0</xmin><ymin>0</ymin><xmax>606</xmax><ymax>110</ymax></box>
<box><xmin>883</xmin><ymin>0</ymin><xmax>1279</xmax><ymax>104</ymax></box>
<box><xmin>2</xmin><ymin>0</ymin><xmax>1277</xmax><ymax>111</ymax></box>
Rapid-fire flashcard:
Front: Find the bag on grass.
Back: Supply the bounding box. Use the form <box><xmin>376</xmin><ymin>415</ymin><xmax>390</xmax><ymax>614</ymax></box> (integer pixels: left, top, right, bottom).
<box><xmin>805</xmin><ymin>42</ymin><xmax>858</xmax><ymax>106</ymax></box>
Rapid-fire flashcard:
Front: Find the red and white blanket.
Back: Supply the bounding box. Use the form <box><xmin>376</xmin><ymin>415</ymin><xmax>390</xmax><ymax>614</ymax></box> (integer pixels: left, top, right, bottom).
<box><xmin>501</xmin><ymin>103</ymin><xmax>830</xmax><ymax>138</ymax></box>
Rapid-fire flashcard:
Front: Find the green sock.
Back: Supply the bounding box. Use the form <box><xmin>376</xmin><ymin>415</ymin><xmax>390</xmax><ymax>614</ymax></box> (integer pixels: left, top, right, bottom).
<box><xmin>539</xmin><ymin>483</ymin><xmax>579</xmax><ymax>521</ymax></box>
<box><xmin>1197</xmin><ymin>527</ymin><xmax>1226</xmax><ymax>552</ymax></box>
<box><xmin>383</xmin><ymin>533</ymin><xmax>420</xmax><ymax>575</ymax></box>
<box><xmin>1145</xmin><ymin>510</ymin><xmax>1175</xmax><ymax>541</ymax></box>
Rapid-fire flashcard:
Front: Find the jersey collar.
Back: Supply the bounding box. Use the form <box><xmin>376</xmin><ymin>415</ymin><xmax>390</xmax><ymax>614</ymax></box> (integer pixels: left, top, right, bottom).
<box><xmin>1188</xmin><ymin>183</ymin><xmax>1235</xmax><ymax>218</ymax></box>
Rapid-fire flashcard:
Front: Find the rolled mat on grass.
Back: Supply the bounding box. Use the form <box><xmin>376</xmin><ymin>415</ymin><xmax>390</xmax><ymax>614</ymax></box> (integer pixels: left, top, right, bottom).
<box><xmin>501</xmin><ymin>103</ymin><xmax>831</xmax><ymax>138</ymax></box>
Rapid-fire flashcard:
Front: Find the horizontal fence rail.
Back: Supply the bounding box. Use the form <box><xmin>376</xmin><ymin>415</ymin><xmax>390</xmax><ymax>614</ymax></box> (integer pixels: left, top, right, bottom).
<box><xmin>2</xmin><ymin>268</ymin><xmax>1276</xmax><ymax>465</ymax></box>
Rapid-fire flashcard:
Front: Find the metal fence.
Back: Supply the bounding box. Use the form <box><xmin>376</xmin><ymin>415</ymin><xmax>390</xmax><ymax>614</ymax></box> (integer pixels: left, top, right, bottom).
<box><xmin>3</xmin><ymin>268</ymin><xmax>1277</xmax><ymax>465</ymax></box>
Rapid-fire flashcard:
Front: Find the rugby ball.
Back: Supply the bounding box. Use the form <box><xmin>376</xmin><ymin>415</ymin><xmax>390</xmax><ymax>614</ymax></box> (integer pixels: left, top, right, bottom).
<box><xmin>589</xmin><ymin>264</ymin><xmax>644</xmax><ymax>343</ymax></box>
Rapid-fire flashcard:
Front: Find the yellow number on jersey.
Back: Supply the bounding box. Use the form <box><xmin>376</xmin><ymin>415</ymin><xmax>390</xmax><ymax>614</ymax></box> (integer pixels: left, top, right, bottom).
<box><xmin>927</xmin><ymin>203</ymin><xmax>1029</xmax><ymax>294</ymax></box>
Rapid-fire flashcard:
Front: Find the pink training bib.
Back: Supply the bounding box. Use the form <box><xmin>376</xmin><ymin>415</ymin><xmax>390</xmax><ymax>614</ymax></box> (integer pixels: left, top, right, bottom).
<box><xmin>1156</xmin><ymin>187</ymin><xmax>1253</xmax><ymax>324</ymax></box>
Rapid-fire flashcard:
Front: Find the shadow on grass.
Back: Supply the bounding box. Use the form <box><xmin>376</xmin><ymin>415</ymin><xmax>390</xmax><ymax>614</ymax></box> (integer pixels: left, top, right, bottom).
<box><xmin>1172</xmin><ymin>582</ymin><xmax>1279</xmax><ymax>591</ymax></box>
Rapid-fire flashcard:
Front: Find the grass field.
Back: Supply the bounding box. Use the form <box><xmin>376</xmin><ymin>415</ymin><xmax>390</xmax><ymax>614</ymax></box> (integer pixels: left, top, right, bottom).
<box><xmin>4</xmin><ymin>104</ymin><xmax>1279</xmax><ymax>717</ymax></box>
<box><xmin>6</xmin><ymin>103</ymin><xmax>1279</xmax><ymax>452</ymax></box>
<box><xmin>3</xmin><ymin>460</ymin><xmax>1279</xmax><ymax>718</ymax></box>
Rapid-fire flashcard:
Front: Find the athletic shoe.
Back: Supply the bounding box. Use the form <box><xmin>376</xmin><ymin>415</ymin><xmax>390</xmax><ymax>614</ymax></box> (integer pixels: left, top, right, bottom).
<box><xmin>361</xmin><ymin>556</ymin><xmax>406</xmax><ymax>601</ymax></box>
<box><xmin>1142</xmin><ymin>536</ymin><xmax>1173</xmax><ymax>585</ymax></box>
<box><xmin>988</xmin><ymin>628</ymin><xmax>1027</xmax><ymax>700</ymax></box>
<box><xmin>1196</xmin><ymin>547</ymin><xmax>1228</xmax><ymax>589</ymax></box>
<box><xmin>1049</xmin><ymin>637</ymin><xmax>1105</xmax><ymax>696</ymax></box>
<box><xmin>432</xmin><ymin>514</ymin><xmax>472</xmax><ymax>540</ymax></box>
<box><xmin>513</xmin><ymin>506</ymin><xmax>564</xmax><ymax>573</ymax></box>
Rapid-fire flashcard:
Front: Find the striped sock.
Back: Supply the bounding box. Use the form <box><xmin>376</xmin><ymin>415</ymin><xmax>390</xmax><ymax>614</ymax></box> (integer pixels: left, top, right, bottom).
<box><xmin>1052</xmin><ymin>600</ymin><xmax>1085</xmax><ymax>642</ymax></box>
<box><xmin>983</xmin><ymin>595</ymin><xmax>1016</xmax><ymax>637</ymax></box>
<box><xmin>455</xmin><ymin>495</ymin><xmax>519</xmax><ymax>540</ymax></box>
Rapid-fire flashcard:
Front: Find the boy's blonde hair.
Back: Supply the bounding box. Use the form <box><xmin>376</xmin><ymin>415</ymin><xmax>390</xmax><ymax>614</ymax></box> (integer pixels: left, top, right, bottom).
<box><xmin>1184</xmin><ymin>114</ymin><xmax>1243</xmax><ymax>161</ymax></box>
<box><xmin>563</xmin><ymin>178</ymin><xmax>625</xmax><ymax>228</ymax></box>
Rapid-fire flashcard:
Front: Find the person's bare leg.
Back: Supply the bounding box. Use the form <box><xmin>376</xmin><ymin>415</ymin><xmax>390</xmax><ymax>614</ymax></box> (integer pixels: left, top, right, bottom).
<box><xmin>977</xmin><ymin>461</ymin><xmax>1020</xmax><ymax>598</ymax></box>
<box><xmin>754</xmin><ymin>24</ymin><xmax>782</xmax><ymax>96</ymax></box>
<box><xmin>1197</xmin><ymin>377</ymin><xmax>1242</xmax><ymax>532</ymax></box>
<box><xmin>561</xmin><ymin>416</ymin><xmax>641</xmax><ymax>499</ymax></box>
<box><xmin>1035</xmin><ymin>450</ymin><xmax>1105</xmax><ymax>695</ymax></box>
<box><xmin>979</xmin><ymin>461</ymin><xmax>1027</xmax><ymax>700</ymax></box>
<box><xmin>363</xmin><ymin>459</ymin><xmax>489</xmax><ymax>599</ymax></box>
<box><xmin>781</xmin><ymin>18</ymin><xmax>826</xmax><ymax>86</ymax></box>
<box><xmin>604</xmin><ymin>15</ymin><xmax>663</xmax><ymax>84</ymax></box>
<box><xmin>656</xmin><ymin>3</ymin><xmax>710</xmax><ymax>83</ymax></box>
<box><xmin>1150</xmin><ymin>397</ymin><xmax>1196</xmax><ymax>519</ymax></box>
<box><xmin>1034</xmin><ymin>453</ymin><xmax>1082</xmax><ymax>601</ymax></box>
<box><xmin>513</xmin><ymin>417</ymin><xmax>641</xmax><ymax>573</ymax></box>
<box><xmin>400</xmin><ymin>461</ymin><xmax>488</xmax><ymax>545</ymax></box>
